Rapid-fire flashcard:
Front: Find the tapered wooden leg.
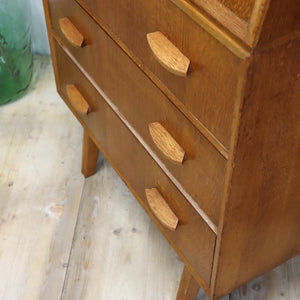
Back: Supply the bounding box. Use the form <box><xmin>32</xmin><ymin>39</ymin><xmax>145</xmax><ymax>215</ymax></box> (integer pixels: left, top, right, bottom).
<box><xmin>81</xmin><ymin>129</ymin><xmax>99</xmax><ymax>178</ymax></box>
<box><xmin>176</xmin><ymin>266</ymin><xmax>200</xmax><ymax>300</ymax></box>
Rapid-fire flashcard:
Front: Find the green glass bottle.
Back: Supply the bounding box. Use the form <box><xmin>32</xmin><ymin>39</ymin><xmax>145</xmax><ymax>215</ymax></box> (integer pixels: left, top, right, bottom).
<box><xmin>0</xmin><ymin>0</ymin><xmax>33</xmax><ymax>105</ymax></box>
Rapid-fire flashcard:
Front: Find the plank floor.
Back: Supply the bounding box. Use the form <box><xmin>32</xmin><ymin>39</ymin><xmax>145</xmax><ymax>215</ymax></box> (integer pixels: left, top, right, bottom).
<box><xmin>0</xmin><ymin>56</ymin><xmax>299</xmax><ymax>300</ymax></box>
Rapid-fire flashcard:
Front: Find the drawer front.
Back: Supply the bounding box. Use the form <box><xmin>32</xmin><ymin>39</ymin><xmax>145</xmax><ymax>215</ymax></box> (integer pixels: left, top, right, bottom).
<box><xmin>75</xmin><ymin>0</ymin><xmax>243</xmax><ymax>149</ymax></box>
<box><xmin>53</xmin><ymin>39</ymin><xmax>216</xmax><ymax>286</ymax></box>
<box><xmin>48</xmin><ymin>0</ymin><xmax>226</xmax><ymax>226</ymax></box>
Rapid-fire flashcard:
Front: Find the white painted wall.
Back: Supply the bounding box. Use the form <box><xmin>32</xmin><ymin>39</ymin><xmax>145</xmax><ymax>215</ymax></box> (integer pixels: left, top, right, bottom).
<box><xmin>29</xmin><ymin>0</ymin><xmax>50</xmax><ymax>54</ymax></box>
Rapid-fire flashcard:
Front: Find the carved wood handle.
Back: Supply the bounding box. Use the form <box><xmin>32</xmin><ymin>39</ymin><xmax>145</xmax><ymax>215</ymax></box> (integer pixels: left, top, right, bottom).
<box><xmin>59</xmin><ymin>17</ymin><xmax>85</xmax><ymax>48</ymax></box>
<box><xmin>149</xmin><ymin>122</ymin><xmax>186</xmax><ymax>164</ymax></box>
<box><xmin>147</xmin><ymin>31</ymin><xmax>190</xmax><ymax>77</ymax></box>
<box><xmin>66</xmin><ymin>84</ymin><xmax>91</xmax><ymax>115</ymax></box>
<box><xmin>145</xmin><ymin>188</ymin><xmax>179</xmax><ymax>231</ymax></box>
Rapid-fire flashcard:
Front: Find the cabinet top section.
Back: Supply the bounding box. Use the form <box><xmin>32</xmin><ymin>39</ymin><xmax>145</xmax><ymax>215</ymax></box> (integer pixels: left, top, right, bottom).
<box><xmin>172</xmin><ymin>0</ymin><xmax>300</xmax><ymax>55</ymax></box>
<box><xmin>216</xmin><ymin>0</ymin><xmax>256</xmax><ymax>21</ymax></box>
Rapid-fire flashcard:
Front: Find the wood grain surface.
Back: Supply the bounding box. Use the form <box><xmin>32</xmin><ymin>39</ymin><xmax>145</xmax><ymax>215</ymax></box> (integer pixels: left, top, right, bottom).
<box><xmin>147</xmin><ymin>31</ymin><xmax>190</xmax><ymax>77</ymax></box>
<box><xmin>170</xmin><ymin>0</ymin><xmax>251</xmax><ymax>54</ymax></box>
<box><xmin>1</xmin><ymin>55</ymin><xmax>300</xmax><ymax>300</ymax></box>
<box><xmin>0</xmin><ymin>56</ymin><xmax>84</xmax><ymax>300</ymax></box>
<box><xmin>48</xmin><ymin>0</ymin><xmax>227</xmax><ymax>228</ymax></box>
<box><xmin>53</xmin><ymin>40</ymin><xmax>217</xmax><ymax>287</ymax></box>
<box><xmin>145</xmin><ymin>188</ymin><xmax>179</xmax><ymax>231</ymax></box>
<box><xmin>61</xmin><ymin>154</ymin><xmax>185</xmax><ymax>300</ymax></box>
<box><xmin>81</xmin><ymin>129</ymin><xmax>99</xmax><ymax>178</ymax></box>
<box><xmin>212</xmin><ymin>33</ymin><xmax>300</xmax><ymax>300</ymax></box>
<box><xmin>43</xmin><ymin>0</ymin><xmax>300</xmax><ymax>298</ymax></box>
<box><xmin>188</xmin><ymin>0</ymin><xmax>249</xmax><ymax>42</ymax></box>
<box><xmin>176</xmin><ymin>266</ymin><xmax>200</xmax><ymax>300</ymax></box>
<box><xmin>218</xmin><ymin>0</ymin><xmax>256</xmax><ymax>21</ymax></box>
<box><xmin>73</xmin><ymin>0</ymin><xmax>245</xmax><ymax>151</ymax></box>
<box><xmin>148</xmin><ymin>122</ymin><xmax>186</xmax><ymax>165</ymax></box>
<box><xmin>66</xmin><ymin>84</ymin><xmax>91</xmax><ymax>115</ymax></box>
<box><xmin>59</xmin><ymin>17</ymin><xmax>85</xmax><ymax>48</ymax></box>
<box><xmin>0</xmin><ymin>57</ymin><xmax>300</xmax><ymax>300</ymax></box>
<box><xmin>256</xmin><ymin>0</ymin><xmax>300</xmax><ymax>49</ymax></box>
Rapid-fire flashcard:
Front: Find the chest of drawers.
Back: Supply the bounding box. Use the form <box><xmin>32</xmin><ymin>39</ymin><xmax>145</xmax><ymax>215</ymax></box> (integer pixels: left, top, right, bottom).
<box><xmin>43</xmin><ymin>0</ymin><xmax>300</xmax><ymax>298</ymax></box>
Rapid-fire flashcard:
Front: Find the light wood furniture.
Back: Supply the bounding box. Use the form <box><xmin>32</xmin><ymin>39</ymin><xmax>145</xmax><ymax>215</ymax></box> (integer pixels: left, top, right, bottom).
<box><xmin>43</xmin><ymin>0</ymin><xmax>300</xmax><ymax>299</ymax></box>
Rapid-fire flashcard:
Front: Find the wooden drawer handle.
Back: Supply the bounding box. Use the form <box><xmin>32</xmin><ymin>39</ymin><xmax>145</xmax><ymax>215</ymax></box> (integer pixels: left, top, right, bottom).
<box><xmin>59</xmin><ymin>17</ymin><xmax>85</xmax><ymax>48</ymax></box>
<box><xmin>145</xmin><ymin>188</ymin><xmax>179</xmax><ymax>231</ymax></box>
<box><xmin>149</xmin><ymin>122</ymin><xmax>185</xmax><ymax>164</ymax></box>
<box><xmin>66</xmin><ymin>84</ymin><xmax>91</xmax><ymax>115</ymax></box>
<box><xmin>147</xmin><ymin>31</ymin><xmax>190</xmax><ymax>77</ymax></box>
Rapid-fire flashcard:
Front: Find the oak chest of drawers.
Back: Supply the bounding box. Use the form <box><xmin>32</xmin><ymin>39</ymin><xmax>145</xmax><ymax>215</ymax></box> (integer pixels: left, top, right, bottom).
<box><xmin>43</xmin><ymin>0</ymin><xmax>300</xmax><ymax>298</ymax></box>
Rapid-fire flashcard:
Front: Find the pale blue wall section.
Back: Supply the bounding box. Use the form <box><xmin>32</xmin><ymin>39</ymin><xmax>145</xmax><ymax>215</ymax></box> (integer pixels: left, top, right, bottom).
<box><xmin>30</xmin><ymin>0</ymin><xmax>50</xmax><ymax>54</ymax></box>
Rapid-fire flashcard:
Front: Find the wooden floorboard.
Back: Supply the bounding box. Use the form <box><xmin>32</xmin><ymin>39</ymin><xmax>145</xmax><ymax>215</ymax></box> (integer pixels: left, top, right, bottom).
<box><xmin>229</xmin><ymin>256</ymin><xmax>300</xmax><ymax>300</ymax></box>
<box><xmin>62</xmin><ymin>154</ymin><xmax>184</xmax><ymax>300</ymax></box>
<box><xmin>0</xmin><ymin>56</ymin><xmax>84</xmax><ymax>300</ymax></box>
<box><xmin>0</xmin><ymin>56</ymin><xmax>299</xmax><ymax>300</ymax></box>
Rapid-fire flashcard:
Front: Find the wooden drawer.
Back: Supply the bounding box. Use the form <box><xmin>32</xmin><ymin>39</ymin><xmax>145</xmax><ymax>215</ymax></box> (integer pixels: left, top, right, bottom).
<box><xmin>48</xmin><ymin>0</ymin><xmax>226</xmax><ymax>227</ymax></box>
<box><xmin>53</xmin><ymin>39</ymin><xmax>216</xmax><ymax>286</ymax></box>
<box><xmin>73</xmin><ymin>0</ymin><xmax>244</xmax><ymax>150</ymax></box>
